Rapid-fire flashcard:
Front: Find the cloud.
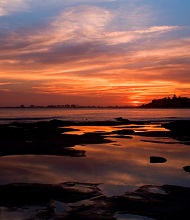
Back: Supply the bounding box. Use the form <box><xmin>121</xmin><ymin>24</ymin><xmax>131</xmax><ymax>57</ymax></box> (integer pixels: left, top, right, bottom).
<box><xmin>102</xmin><ymin>26</ymin><xmax>179</xmax><ymax>45</ymax></box>
<box><xmin>134</xmin><ymin>26</ymin><xmax>179</xmax><ymax>34</ymax></box>
<box><xmin>0</xmin><ymin>82</ymin><xmax>10</xmax><ymax>86</ymax></box>
<box><xmin>0</xmin><ymin>4</ymin><xmax>179</xmax><ymax>60</ymax></box>
<box><xmin>51</xmin><ymin>5</ymin><xmax>112</xmax><ymax>43</ymax></box>
<box><xmin>36</xmin><ymin>6</ymin><xmax>179</xmax><ymax>47</ymax></box>
<box><xmin>0</xmin><ymin>5</ymin><xmax>112</xmax><ymax>56</ymax></box>
<box><xmin>0</xmin><ymin>0</ymin><xmax>28</xmax><ymax>16</ymax></box>
<box><xmin>0</xmin><ymin>81</ymin><xmax>13</xmax><ymax>93</ymax></box>
<box><xmin>0</xmin><ymin>4</ymin><xmax>189</xmax><ymax>105</ymax></box>
<box><xmin>0</xmin><ymin>0</ymin><xmax>182</xmax><ymax>55</ymax></box>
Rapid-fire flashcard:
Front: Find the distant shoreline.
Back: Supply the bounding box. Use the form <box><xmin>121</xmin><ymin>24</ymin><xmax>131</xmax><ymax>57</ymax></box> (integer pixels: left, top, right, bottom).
<box><xmin>0</xmin><ymin>106</ymin><xmax>135</xmax><ymax>109</ymax></box>
<box><xmin>0</xmin><ymin>106</ymin><xmax>190</xmax><ymax>109</ymax></box>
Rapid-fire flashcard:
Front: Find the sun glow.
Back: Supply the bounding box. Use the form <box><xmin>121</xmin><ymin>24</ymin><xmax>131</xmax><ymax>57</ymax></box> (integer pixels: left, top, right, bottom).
<box><xmin>131</xmin><ymin>100</ymin><xmax>142</xmax><ymax>106</ymax></box>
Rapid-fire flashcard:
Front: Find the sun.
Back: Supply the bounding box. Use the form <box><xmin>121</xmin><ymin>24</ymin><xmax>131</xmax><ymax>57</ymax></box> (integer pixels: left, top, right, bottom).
<box><xmin>131</xmin><ymin>100</ymin><xmax>141</xmax><ymax>107</ymax></box>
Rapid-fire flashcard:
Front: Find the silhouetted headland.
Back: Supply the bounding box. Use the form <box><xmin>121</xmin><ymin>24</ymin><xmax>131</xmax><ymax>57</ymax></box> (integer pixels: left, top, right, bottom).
<box><xmin>140</xmin><ymin>95</ymin><xmax>190</xmax><ymax>108</ymax></box>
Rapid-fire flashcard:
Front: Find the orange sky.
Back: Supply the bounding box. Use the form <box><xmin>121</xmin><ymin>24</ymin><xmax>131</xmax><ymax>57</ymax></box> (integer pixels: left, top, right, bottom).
<box><xmin>0</xmin><ymin>1</ymin><xmax>190</xmax><ymax>106</ymax></box>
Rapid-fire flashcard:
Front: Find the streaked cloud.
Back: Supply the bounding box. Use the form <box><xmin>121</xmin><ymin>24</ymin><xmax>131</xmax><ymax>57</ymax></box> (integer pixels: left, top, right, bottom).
<box><xmin>0</xmin><ymin>82</ymin><xmax>10</xmax><ymax>86</ymax></box>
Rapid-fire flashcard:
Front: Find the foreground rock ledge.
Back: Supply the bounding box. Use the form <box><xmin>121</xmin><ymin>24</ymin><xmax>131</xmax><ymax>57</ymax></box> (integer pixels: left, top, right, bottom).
<box><xmin>1</xmin><ymin>183</ymin><xmax>190</xmax><ymax>219</ymax></box>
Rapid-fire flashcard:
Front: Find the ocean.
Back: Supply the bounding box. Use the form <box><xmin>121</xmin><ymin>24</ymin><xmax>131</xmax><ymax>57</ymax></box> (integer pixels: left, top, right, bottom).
<box><xmin>0</xmin><ymin>107</ymin><xmax>190</xmax><ymax>123</ymax></box>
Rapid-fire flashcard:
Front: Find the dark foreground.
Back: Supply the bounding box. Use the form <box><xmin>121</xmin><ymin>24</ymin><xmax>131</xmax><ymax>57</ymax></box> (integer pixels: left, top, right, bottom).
<box><xmin>1</xmin><ymin>182</ymin><xmax>190</xmax><ymax>220</ymax></box>
<box><xmin>0</xmin><ymin>119</ymin><xmax>190</xmax><ymax>219</ymax></box>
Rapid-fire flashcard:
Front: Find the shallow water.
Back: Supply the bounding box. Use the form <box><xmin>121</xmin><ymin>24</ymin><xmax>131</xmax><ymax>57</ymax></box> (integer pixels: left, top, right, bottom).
<box><xmin>0</xmin><ymin>124</ymin><xmax>190</xmax><ymax>195</ymax></box>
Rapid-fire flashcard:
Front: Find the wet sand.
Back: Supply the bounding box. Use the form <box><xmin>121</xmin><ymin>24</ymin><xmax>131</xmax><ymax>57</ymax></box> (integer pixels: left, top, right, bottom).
<box><xmin>0</xmin><ymin>119</ymin><xmax>190</xmax><ymax>219</ymax></box>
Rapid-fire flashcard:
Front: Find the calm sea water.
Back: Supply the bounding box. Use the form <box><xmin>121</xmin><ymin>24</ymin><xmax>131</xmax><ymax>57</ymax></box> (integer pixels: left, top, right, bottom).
<box><xmin>0</xmin><ymin>108</ymin><xmax>190</xmax><ymax>123</ymax></box>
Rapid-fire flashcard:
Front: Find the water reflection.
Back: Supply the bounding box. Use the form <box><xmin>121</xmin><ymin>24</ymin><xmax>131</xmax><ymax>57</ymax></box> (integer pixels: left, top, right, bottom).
<box><xmin>115</xmin><ymin>213</ymin><xmax>154</xmax><ymax>220</ymax></box>
<box><xmin>63</xmin><ymin>123</ymin><xmax>166</xmax><ymax>135</ymax></box>
<box><xmin>0</xmin><ymin>132</ymin><xmax>190</xmax><ymax>196</ymax></box>
<box><xmin>63</xmin><ymin>125</ymin><xmax>123</xmax><ymax>135</ymax></box>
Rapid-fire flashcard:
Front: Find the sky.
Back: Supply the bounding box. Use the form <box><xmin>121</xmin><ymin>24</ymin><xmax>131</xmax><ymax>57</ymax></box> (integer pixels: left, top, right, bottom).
<box><xmin>0</xmin><ymin>0</ymin><xmax>190</xmax><ymax>106</ymax></box>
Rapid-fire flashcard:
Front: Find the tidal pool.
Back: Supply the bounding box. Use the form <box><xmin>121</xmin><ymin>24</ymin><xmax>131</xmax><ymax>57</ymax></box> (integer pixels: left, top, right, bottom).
<box><xmin>0</xmin><ymin>124</ymin><xmax>190</xmax><ymax>196</ymax></box>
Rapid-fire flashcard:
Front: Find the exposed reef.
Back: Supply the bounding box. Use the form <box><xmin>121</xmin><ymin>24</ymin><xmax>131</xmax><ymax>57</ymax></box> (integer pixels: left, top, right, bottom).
<box><xmin>0</xmin><ymin>120</ymin><xmax>113</xmax><ymax>157</ymax></box>
<box><xmin>1</xmin><ymin>119</ymin><xmax>190</xmax><ymax>157</ymax></box>
<box><xmin>1</xmin><ymin>183</ymin><xmax>190</xmax><ymax>219</ymax></box>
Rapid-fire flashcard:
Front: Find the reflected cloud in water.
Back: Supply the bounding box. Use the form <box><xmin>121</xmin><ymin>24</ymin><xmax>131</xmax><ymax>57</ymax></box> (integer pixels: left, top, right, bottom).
<box><xmin>0</xmin><ymin>126</ymin><xmax>190</xmax><ymax>196</ymax></box>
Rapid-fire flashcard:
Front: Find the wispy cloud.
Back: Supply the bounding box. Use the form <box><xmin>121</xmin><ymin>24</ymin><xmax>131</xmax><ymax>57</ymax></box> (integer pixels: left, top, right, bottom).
<box><xmin>0</xmin><ymin>5</ymin><xmax>179</xmax><ymax>57</ymax></box>
<box><xmin>0</xmin><ymin>81</ymin><xmax>13</xmax><ymax>93</ymax></box>
<box><xmin>0</xmin><ymin>0</ymin><xmax>28</xmax><ymax>16</ymax></box>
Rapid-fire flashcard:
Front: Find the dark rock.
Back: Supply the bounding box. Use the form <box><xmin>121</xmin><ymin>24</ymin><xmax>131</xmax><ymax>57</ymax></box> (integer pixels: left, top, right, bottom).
<box><xmin>112</xmin><ymin>129</ymin><xmax>135</xmax><ymax>135</ymax></box>
<box><xmin>150</xmin><ymin>156</ymin><xmax>167</xmax><ymax>163</ymax></box>
<box><xmin>109</xmin><ymin>184</ymin><xmax>190</xmax><ymax>219</ymax></box>
<box><xmin>162</xmin><ymin>120</ymin><xmax>190</xmax><ymax>135</ymax></box>
<box><xmin>1</xmin><ymin>183</ymin><xmax>190</xmax><ymax>219</ymax></box>
<box><xmin>0</xmin><ymin>120</ymin><xmax>114</xmax><ymax>157</ymax></box>
<box><xmin>112</xmin><ymin>135</ymin><xmax>133</xmax><ymax>139</ymax></box>
<box><xmin>0</xmin><ymin>182</ymin><xmax>101</xmax><ymax>206</ymax></box>
<box><xmin>161</xmin><ymin>120</ymin><xmax>190</xmax><ymax>145</ymax></box>
<box><xmin>134</xmin><ymin>131</ymin><xmax>171</xmax><ymax>137</ymax></box>
<box><xmin>115</xmin><ymin>117</ymin><xmax>129</xmax><ymax>122</ymax></box>
<box><xmin>183</xmin><ymin>166</ymin><xmax>190</xmax><ymax>173</ymax></box>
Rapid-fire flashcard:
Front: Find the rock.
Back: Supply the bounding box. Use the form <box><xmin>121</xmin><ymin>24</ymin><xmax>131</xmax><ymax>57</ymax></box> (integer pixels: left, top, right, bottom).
<box><xmin>0</xmin><ymin>182</ymin><xmax>101</xmax><ymax>206</ymax></box>
<box><xmin>112</xmin><ymin>129</ymin><xmax>135</xmax><ymax>135</ymax></box>
<box><xmin>183</xmin><ymin>166</ymin><xmax>190</xmax><ymax>173</ymax></box>
<box><xmin>150</xmin><ymin>156</ymin><xmax>167</xmax><ymax>163</ymax></box>
<box><xmin>109</xmin><ymin>184</ymin><xmax>190</xmax><ymax>219</ymax></box>
<box><xmin>115</xmin><ymin>117</ymin><xmax>129</xmax><ymax>122</ymax></box>
<box><xmin>162</xmin><ymin>120</ymin><xmax>190</xmax><ymax>135</ymax></box>
<box><xmin>1</xmin><ymin>183</ymin><xmax>190</xmax><ymax>219</ymax></box>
